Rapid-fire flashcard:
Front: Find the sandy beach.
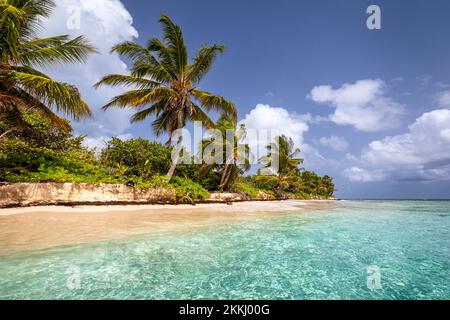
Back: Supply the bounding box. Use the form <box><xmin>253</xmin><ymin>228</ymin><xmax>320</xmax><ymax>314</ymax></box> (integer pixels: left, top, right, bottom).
<box><xmin>0</xmin><ymin>200</ymin><xmax>338</xmax><ymax>255</ymax></box>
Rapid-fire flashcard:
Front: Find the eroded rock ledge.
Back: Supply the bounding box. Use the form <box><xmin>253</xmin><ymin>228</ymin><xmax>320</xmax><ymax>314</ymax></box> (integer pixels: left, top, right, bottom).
<box><xmin>0</xmin><ymin>183</ymin><xmax>269</xmax><ymax>208</ymax></box>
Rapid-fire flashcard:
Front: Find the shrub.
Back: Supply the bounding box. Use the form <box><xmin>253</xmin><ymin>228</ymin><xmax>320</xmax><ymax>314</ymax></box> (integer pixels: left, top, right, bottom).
<box><xmin>170</xmin><ymin>176</ymin><xmax>210</xmax><ymax>203</ymax></box>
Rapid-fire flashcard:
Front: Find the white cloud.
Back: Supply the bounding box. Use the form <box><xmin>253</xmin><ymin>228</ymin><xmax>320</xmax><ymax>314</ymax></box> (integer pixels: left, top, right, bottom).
<box><xmin>239</xmin><ymin>104</ymin><xmax>313</xmax><ymax>163</ymax></box>
<box><xmin>344</xmin><ymin>167</ymin><xmax>386</xmax><ymax>182</ymax></box>
<box><xmin>240</xmin><ymin>104</ymin><xmax>309</xmax><ymax>146</ymax></box>
<box><xmin>83</xmin><ymin>133</ymin><xmax>133</xmax><ymax>150</ymax></box>
<box><xmin>437</xmin><ymin>91</ymin><xmax>450</xmax><ymax>108</ymax></box>
<box><xmin>308</xmin><ymin>79</ymin><xmax>405</xmax><ymax>131</ymax></box>
<box><xmin>345</xmin><ymin>109</ymin><xmax>450</xmax><ymax>182</ymax></box>
<box><xmin>319</xmin><ymin>135</ymin><xmax>349</xmax><ymax>152</ymax></box>
<box><xmin>40</xmin><ymin>0</ymin><xmax>139</xmax><ymax>142</ymax></box>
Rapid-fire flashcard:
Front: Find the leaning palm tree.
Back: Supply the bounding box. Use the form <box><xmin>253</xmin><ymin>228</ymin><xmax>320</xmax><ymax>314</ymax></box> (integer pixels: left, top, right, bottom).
<box><xmin>0</xmin><ymin>0</ymin><xmax>96</xmax><ymax>140</ymax></box>
<box><xmin>95</xmin><ymin>14</ymin><xmax>237</xmax><ymax>181</ymax></box>
<box><xmin>200</xmin><ymin>114</ymin><xmax>251</xmax><ymax>191</ymax></box>
<box><xmin>258</xmin><ymin>135</ymin><xmax>304</xmax><ymax>194</ymax></box>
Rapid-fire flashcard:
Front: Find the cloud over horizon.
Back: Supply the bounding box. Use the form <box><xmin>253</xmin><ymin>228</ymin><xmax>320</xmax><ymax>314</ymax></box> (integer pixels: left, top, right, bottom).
<box><xmin>345</xmin><ymin>109</ymin><xmax>450</xmax><ymax>182</ymax></box>
<box><xmin>308</xmin><ymin>79</ymin><xmax>405</xmax><ymax>132</ymax></box>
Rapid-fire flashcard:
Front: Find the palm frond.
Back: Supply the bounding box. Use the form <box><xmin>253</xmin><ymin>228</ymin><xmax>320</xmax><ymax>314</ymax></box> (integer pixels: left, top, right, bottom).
<box><xmin>193</xmin><ymin>89</ymin><xmax>237</xmax><ymax>122</ymax></box>
<box><xmin>146</xmin><ymin>37</ymin><xmax>177</xmax><ymax>79</ymax></box>
<box><xmin>94</xmin><ymin>74</ymin><xmax>161</xmax><ymax>89</ymax></box>
<box><xmin>111</xmin><ymin>41</ymin><xmax>152</xmax><ymax>63</ymax></box>
<box><xmin>158</xmin><ymin>14</ymin><xmax>188</xmax><ymax>76</ymax></box>
<box><xmin>101</xmin><ymin>87</ymin><xmax>174</xmax><ymax>110</ymax></box>
<box><xmin>186</xmin><ymin>44</ymin><xmax>224</xmax><ymax>83</ymax></box>
<box><xmin>10</xmin><ymin>70</ymin><xmax>91</xmax><ymax>119</ymax></box>
<box><xmin>130</xmin><ymin>100</ymin><xmax>166</xmax><ymax>123</ymax></box>
<box><xmin>20</xmin><ymin>35</ymin><xmax>97</xmax><ymax>66</ymax></box>
<box><xmin>187</xmin><ymin>102</ymin><xmax>214</xmax><ymax>129</ymax></box>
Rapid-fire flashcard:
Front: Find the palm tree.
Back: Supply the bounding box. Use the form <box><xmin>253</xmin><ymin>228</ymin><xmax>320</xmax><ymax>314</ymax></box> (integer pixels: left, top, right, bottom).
<box><xmin>200</xmin><ymin>114</ymin><xmax>251</xmax><ymax>191</ymax></box>
<box><xmin>0</xmin><ymin>0</ymin><xmax>96</xmax><ymax>140</ymax></box>
<box><xmin>95</xmin><ymin>14</ymin><xmax>237</xmax><ymax>181</ymax></box>
<box><xmin>258</xmin><ymin>135</ymin><xmax>304</xmax><ymax>194</ymax></box>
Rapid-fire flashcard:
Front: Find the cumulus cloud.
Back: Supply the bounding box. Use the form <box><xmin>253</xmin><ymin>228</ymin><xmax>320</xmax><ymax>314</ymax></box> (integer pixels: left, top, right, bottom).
<box><xmin>319</xmin><ymin>135</ymin><xmax>349</xmax><ymax>152</ymax></box>
<box><xmin>239</xmin><ymin>104</ymin><xmax>312</xmax><ymax>162</ymax></box>
<box><xmin>308</xmin><ymin>79</ymin><xmax>405</xmax><ymax>131</ymax></box>
<box><xmin>345</xmin><ymin>109</ymin><xmax>450</xmax><ymax>182</ymax></box>
<box><xmin>240</xmin><ymin>104</ymin><xmax>309</xmax><ymax>146</ymax></box>
<box><xmin>40</xmin><ymin>0</ymin><xmax>139</xmax><ymax>144</ymax></box>
<box><xmin>344</xmin><ymin>167</ymin><xmax>387</xmax><ymax>182</ymax></box>
<box><xmin>437</xmin><ymin>91</ymin><xmax>450</xmax><ymax>108</ymax></box>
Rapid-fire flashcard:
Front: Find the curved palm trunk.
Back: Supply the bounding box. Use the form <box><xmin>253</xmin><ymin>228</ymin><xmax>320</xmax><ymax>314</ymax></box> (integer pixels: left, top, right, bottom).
<box><xmin>222</xmin><ymin>165</ymin><xmax>236</xmax><ymax>191</ymax></box>
<box><xmin>167</xmin><ymin>111</ymin><xmax>184</xmax><ymax>181</ymax></box>
<box><xmin>167</xmin><ymin>134</ymin><xmax>183</xmax><ymax>181</ymax></box>
<box><xmin>219</xmin><ymin>164</ymin><xmax>230</xmax><ymax>191</ymax></box>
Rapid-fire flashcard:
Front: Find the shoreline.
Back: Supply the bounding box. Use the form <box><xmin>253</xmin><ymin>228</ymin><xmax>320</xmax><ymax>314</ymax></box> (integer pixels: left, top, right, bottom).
<box><xmin>0</xmin><ymin>199</ymin><xmax>338</xmax><ymax>216</ymax></box>
<box><xmin>0</xmin><ymin>200</ymin><xmax>339</xmax><ymax>255</ymax></box>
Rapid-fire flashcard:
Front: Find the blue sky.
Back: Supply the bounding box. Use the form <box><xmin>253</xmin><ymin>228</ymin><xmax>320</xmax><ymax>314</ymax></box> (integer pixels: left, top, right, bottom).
<box><xmin>42</xmin><ymin>0</ymin><xmax>450</xmax><ymax>199</ymax></box>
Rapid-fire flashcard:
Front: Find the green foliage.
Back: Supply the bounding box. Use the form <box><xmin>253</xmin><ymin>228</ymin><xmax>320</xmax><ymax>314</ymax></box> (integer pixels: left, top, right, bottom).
<box><xmin>94</xmin><ymin>14</ymin><xmax>237</xmax><ymax>179</ymax></box>
<box><xmin>101</xmin><ymin>138</ymin><xmax>172</xmax><ymax>178</ymax></box>
<box><xmin>233</xmin><ymin>170</ymin><xmax>335</xmax><ymax>200</ymax></box>
<box><xmin>0</xmin><ymin>111</ymin><xmax>210</xmax><ymax>203</ymax></box>
<box><xmin>0</xmin><ymin>110</ymin><xmax>334</xmax><ymax>201</ymax></box>
<box><xmin>200</xmin><ymin>114</ymin><xmax>251</xmax><ymax>191</ymax></box>
<box><xmin>99</xmin><ymin>137</ymin><xmax>200</xmax><ymax>182</ymax></box>
<box><xmin>0</xmin><ymin>111</ymin><xmax>107</xmax><ymax>183</ymax></box>
<box><xmin>232</xmin><ymin>181</ymin><xmax>274</xmax><ymax>199</ymax></box>
<box><xmin>0</xmin><ymin>0</ymin><xmax>96</xmax><ymax>134</ymax></box>
<box><xmin>170</xmin><ymin>176</ymin><xmax>210</xmax><ymax>202</ymax></box>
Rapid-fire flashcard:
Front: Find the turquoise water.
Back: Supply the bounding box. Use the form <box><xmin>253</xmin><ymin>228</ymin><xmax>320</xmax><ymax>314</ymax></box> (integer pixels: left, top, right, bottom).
<box><xmin>0</xmin><ymin>201</ymin><xmax>449</xmax><ymax>300</ymax></box>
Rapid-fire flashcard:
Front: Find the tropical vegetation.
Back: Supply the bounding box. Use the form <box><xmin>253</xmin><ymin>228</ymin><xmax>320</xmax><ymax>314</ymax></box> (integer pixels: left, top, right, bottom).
<box><xmin>94</xmin><ymin>14</ymin><xmax>236</xmax><ymax>180</ymax></box>
<box><xmin>0</xmin><ymin>0</ymin><xmax>96</xmax><ymax>141</ymax></box>
<box><xmin>200</xmin><ymin>114</ymin><xmax>251</xmax><ymax>191</ymax></box>
<box><xmin>0</xmin><ymin>5</ymin><xmax>335</xmax><ymax>202</ymax></box>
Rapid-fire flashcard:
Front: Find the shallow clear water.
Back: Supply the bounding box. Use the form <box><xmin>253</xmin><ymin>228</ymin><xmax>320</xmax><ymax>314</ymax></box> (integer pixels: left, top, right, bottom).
<box><xmin>0</xmin><ymin>201</ymin><xmax>449</xmax><ymax>300</ymax></box>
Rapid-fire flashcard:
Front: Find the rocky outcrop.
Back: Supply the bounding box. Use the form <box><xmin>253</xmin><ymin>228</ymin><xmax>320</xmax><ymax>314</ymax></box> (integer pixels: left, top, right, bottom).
<box><xmin>207</xmin><ymin>192</ymin><xmax>249</xmax><ymax>202</ymax></box>
<box><xmin>0</xmin><ymin>183</ymin><xmax>177</xmax><ymax>208</ymax></box>
<box><xmin>0</xmin><ymin>183</ymin><xmax>276</xmax><ymax>208</ymax></box>
<box><xmin>0</xmin><ymin>183</ymin><xmax>321</xmax><ymax>208</ymax></box>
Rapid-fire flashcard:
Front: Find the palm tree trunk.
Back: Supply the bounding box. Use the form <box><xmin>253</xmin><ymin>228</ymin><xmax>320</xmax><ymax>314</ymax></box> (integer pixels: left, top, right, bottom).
<box><xmin>219</xmin><ymin>164</ymin><xmax>230</xmax><ymax>191</ymax></box>
<box><xmin>222</xmin><ymin>165</ymin><xmax>234</xmax><ymax>191</ymax></box>
<box><xmin>167</xmin><ymin>112</ymin><xmax>184</xmax><ymax>181</ymax></box>
<box><xmin>167</xmin><ymin>134</ymin><xmax>183</xmax><ymax>181</ymax></box>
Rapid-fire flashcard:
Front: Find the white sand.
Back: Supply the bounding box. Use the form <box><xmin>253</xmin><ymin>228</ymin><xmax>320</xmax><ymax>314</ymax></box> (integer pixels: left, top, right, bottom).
<box><xmin>0</xmin><ymin>200</ymin><xmax>339</xmax><ymax>254</ymax></box>
<box><xmin>0</xmin><ymin>200</ymin><xmax>337</xmax><ymax>216</ymax></box>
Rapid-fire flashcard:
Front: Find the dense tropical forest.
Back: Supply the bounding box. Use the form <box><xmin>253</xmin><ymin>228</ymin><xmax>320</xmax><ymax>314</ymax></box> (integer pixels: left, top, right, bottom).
<box><xmin>0</xmin><ymin>0</ymin><xmax>335</xmax><ymax>203</ymax></box>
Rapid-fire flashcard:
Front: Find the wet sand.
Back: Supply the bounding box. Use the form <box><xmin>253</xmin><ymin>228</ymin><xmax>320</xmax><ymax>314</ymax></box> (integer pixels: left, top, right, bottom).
<box><xmin>0</xmin><ymin>200</ymin><xmax>338</xmax><ymax>255</ymax></box>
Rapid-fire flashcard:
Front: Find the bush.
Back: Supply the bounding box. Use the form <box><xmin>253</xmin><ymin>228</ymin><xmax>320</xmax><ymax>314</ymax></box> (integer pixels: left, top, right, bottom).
<box><xmin>0</xmin><ymin>111</ymin><xmax>335</xmax><ymax>199</ymax></box>
<box><xmin>170</xmin><ymin>176</ymin><xmax>210</xmax><ymax>203</ymax></box>
<box><xmin>232</xmin><ymin>182</ymin><xmax>261</xmax><ymax>198</ymax></box>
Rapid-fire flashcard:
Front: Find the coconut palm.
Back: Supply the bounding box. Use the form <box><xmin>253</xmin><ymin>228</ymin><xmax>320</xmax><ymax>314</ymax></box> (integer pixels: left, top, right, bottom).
<box><xmin>95</xmin><ymin>14</ymin><xmax>237</xmax><ymax>181</ymax></box>
<box><xmin>258</xmin><ymin>135</ymin><xmax>304</xmax><ymax>194</ymax></box>
<box><xmin>0</xmin><ymin>0</ymin><xmax>96</xmax><ymax>140</ymax></box>
<box><xmin>200</xmin><ymin>114</ymin><xmax>251</xmax><ymax>191</ymax></box>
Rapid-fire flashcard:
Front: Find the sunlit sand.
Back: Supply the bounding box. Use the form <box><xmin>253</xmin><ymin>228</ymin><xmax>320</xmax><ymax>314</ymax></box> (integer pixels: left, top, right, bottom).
<box><xmin>0</xmin><ymin>201</ymin><xmax>338</xmax><ymax>255</ymax></box>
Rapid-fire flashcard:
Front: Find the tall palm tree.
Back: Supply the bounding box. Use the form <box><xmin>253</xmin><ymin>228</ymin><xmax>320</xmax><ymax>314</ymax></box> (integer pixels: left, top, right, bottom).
<box><xmin>0</xmin><ymin>0</ymin><xmax>96</xmax><ymax>140</ymax></box>
<box><xmin>95</xmin><ymin>14</ymin><xmax>237</xmax><ymax>181</ymax></box>
<box><xmin>258</xmin><ymin>135</ymin><xmax>304</xmax><ymax>194</ymax></box>
<box><xmin>200</xmin><ymin>114</ymin><xmax>251</xmax><ymax>191</ymax></box>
